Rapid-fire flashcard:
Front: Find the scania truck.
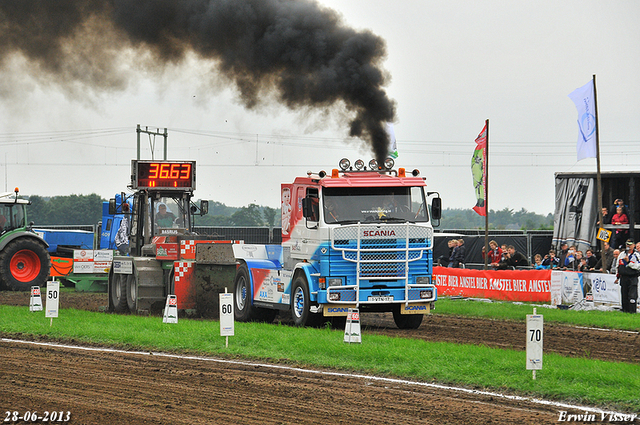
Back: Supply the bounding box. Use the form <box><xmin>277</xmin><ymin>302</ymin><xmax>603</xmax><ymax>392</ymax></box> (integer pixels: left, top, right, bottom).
<box><xmin>233</xmin><ymin>158</ymin><xmax>441</xmax><ymax>329</ymax></box>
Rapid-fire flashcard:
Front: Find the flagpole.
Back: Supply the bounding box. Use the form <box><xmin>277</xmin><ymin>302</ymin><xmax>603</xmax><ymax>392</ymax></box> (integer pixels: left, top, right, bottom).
<box><xmin>593</xmin><ymin>75</ymin><xmax>603</xmax><ymax>254</ymax></box>
<box><xmin>484</xmin><ymin>119</ymin><xmax>489</xmax><ymax>270</ymax></box>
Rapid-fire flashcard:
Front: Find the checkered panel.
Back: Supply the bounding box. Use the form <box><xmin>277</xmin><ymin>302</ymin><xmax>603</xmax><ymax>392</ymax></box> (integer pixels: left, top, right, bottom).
<box><xmin>174</xmin><ymin>261</ymin><xmax>194</xmax><ymax>282</ymax></box>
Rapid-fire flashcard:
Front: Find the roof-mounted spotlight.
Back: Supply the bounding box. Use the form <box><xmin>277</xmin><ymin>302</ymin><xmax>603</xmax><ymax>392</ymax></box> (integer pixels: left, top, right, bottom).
<box><xmin>412</xmin><ymin>169</ymin><xmax>420</xmax><ymax>176</ymax></box>
<box><xmin>318</xmin><ymin>170</ymin><xmax>327</xmax><ymax>178</ymax></box>
<box><xmin>368</xmin><ymin>159</ymin><xmax>378</xmax><ymax>170</ymax></box>
<box><xmin>384</xmin><ymin>157</ymin><xmax>395</xmax><ymax>170</ymax></box>
<box><xmin>354</xmin><ymin>159</ymin><xmax>365</xmax><ymax>170</ymax></box>
<box><xmin>339</xmin><ymin>158</ymin><xmax>350</xmax><ymax>171</ymax></box>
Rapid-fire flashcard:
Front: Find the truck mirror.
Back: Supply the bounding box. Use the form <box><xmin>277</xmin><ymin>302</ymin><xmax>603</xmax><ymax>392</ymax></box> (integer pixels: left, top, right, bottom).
<box><xmin>302</xmin><ymin>197</ymin><xmax>319</xmax><ymax>222</ymax></box>
<box><xmin>108</xmin><ymin>199</ymin><xmax>117</xmax><ymax>215</ymax></box>
<box><xmin>431</xmin><ymin>197</ymin><xmax>442</xmax><ymax>220</ymax></box>
<box><xmin>200</xmin><ymin>200</ymin><xmax>209</xmax><ymax>216</ymax></box>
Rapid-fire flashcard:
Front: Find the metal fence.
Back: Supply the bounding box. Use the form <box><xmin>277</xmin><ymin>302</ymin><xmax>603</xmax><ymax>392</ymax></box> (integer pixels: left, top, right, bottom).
<box><xmin>32</xmin><ymin>224</ymin><xmax>553</xmax><ymax>266</ymax></box>
<box><xmin>434</xmin><ymin>229</ymin><xmax>554</xmax><ymax>269</ymax></box>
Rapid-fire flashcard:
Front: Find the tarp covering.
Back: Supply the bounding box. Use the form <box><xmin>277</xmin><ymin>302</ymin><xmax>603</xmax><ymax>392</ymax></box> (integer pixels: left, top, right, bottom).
<box><xmin>552</xmin><ymin>176</ymin><xmax>597</xmax><ymax>253</ymax></box>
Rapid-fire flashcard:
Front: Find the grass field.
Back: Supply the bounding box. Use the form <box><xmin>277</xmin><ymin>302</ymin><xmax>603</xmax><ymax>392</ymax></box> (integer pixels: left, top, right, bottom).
<box><xmin>1</xmin><ymin>303</ymin><xmax>639</xmax><ymax>413</ymax></box>
<box><xmin>436</xmin><ymin>297</ymin><xmax>640</xmax><ymax>331</ymax></box>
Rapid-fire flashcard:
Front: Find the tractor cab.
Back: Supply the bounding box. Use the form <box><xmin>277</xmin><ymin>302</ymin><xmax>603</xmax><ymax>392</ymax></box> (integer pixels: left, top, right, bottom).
<box><xmin>0</xmin><ymin>196</ymin><xmax>27</xmax><ymax>234</ymax></box>
<box><xmin>109</xmin><ymin>160</ymin><xmax>209</xmax><ymax>257</ymax></box>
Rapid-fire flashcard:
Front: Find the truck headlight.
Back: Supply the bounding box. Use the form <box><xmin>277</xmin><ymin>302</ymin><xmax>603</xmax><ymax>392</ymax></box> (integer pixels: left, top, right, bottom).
<box><xmin>328</xmin><ymin>278</ymin><xmax>343</xmax><ymax>287</ymax></box>
<box><xmin>329</xmin><ymin>292</ymin><xmax>341</xmax><ymax>301</ymax></box>
<box><xmin>416</xmin><ymin>276</ymin><xmax>430</xmax><ymax>285</ymax></box>
<box><xmin>420</xmin><ymin>289</ymin><xmax>433</xmax><ymax>299</ymax></box>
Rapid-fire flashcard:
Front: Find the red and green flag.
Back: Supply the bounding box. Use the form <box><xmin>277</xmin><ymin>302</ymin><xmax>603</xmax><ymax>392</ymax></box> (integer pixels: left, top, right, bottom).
<box><xmin>471</xmin><ymin>123</ymin><xmax>487</xmax><ymax>216</ymax></box>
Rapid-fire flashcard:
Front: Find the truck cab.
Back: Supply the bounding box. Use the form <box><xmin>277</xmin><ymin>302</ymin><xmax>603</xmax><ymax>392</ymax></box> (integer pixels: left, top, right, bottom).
<box><xmin>233</xmin><ymin>159</ymin><xmax>441</xmax><ymax>329</ymax></box>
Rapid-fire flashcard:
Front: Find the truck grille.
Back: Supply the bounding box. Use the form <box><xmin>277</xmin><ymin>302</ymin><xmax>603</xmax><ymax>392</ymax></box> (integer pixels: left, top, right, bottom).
<box><xmin>331</xmin><ymin>223</ymin><xmax>432</xmax><ymax>279</ymax></box>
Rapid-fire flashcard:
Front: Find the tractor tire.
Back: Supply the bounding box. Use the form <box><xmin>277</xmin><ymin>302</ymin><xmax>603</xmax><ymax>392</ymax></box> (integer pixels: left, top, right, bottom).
<box><xmin>392</xmin><ymin>305</ymin><xmax>424</xmax><ymax>329</ymax></box>
<box><xmin>0</xmin><ymin>238</ymin><xmax>50</xmax><ymax>291</ymax></box>
<box><xmin>291</xmin><ymin>275</ymin><xmax>323</xmax><ymax>327</ymax></box>
<box><xmin>125</xmin><ymin>271</ymin><xmax>138</xmax><ymax>313</ymax></box>
<box><xmin>109</xmin><ymin>270</ymin><xmax>128</xmax><ymax>313</ymax></box>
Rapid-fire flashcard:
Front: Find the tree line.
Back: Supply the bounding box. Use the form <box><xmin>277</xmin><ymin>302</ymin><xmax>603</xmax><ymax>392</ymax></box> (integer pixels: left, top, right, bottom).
<box><xmin>26</xmin><ymin>195</ymin><xmax>280</xmax><ymax>227</ymax></box>
<box><xmin>26</xmin><ymin>194</ymin><xmax>553</xmax><ymax>230</ymax></box>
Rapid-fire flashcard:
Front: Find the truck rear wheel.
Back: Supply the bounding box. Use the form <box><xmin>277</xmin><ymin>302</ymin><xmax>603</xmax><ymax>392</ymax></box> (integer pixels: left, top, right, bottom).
<box><xmin>291</xmin><ymin>275</ymin><xmax>323</xmax><ymax>327</ymax></box>
<box><xmin>109</xmin><ymin>271</ymin><xmax>128</xmax><ymax>313</ymax></box>
<box><xmin>392</xmin><ymin>305</ymin><xmax>424</xmax><ymax>329</ymax></box>
<box><xmin>0</xmin><ymin>238</ymin><xmax>50</xmax><ymax>291</ymax></box>
<box><xmin>233</xmin><ymin>264</ymin><xmax>277</xmax><ymax>323</ymax></box>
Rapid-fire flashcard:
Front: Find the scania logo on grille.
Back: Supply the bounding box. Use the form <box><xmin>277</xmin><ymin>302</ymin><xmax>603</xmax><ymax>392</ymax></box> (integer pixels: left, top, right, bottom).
<box><xmin>363</xmin><ymin>230</ymin><xmax>396</xmax><ymax>237</ymax></box>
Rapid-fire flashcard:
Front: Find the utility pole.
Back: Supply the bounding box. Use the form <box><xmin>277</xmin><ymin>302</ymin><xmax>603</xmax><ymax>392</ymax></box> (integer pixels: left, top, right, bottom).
<box><xmin>136</xmin><ymin>124</ymin><xmax>168</xmax><ymax>160</ymax></box>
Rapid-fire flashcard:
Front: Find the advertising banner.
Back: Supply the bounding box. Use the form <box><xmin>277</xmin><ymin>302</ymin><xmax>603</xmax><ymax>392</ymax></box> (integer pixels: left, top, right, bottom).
<box><xmin>586</xmin><ymin>272</ymin><xmax>620</xmax><ymax>306</ymax></box>
<box><xmin>433</xmin><ymin>266</ymin><xmax>551</xmax><ymax>302</ymax></box>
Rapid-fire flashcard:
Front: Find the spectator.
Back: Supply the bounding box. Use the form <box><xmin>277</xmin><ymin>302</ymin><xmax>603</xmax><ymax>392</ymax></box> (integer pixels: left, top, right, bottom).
<box><xmin>612</xmin><ymin>199</ymin><xmax>629</xmax><ymax>217</ymax></box>
<box><xmin>572</xmin><ymin>250</ymin><xmax>585</xmax><ymax>271</ymax></box>
<box><xmin>563</xmin><ymin>246</ymin><xmax>577</xmax><ymax>270</ymax></box>
<box><xmin>577</xmin><ymin>256</ymin><xmax>589</xmax><ymax>272</ymax></box>
<box><xmin>500</xmin><ymin>244</ymin><xmax>509</xmax><ymax>262</ymax></box>
<box><xmin>594</xmin><ymin>241</ymin><xmax>614</xmax><ymax>272</ymax></box>
<box><xmin>597</xmin><ymin>207</ymin><xmax>611</xmax><ymax>226</ymax></box>
<box><xmin>610</xmin><ymin>249</ymin><xmax>621</xmax><ymax>274</ymax></box>
<box><xmin>585</xmin><ymin>249</ymin><xmax>598</xmax><ymax>269</ymax></box>
<box><xmin>438</xmin><ymin>239</ymin><xmax>456</xmax><ymax>267</ymax></box>
<box><xmin>558</xmin><ymin>243</ymin><xmax>569</xmax><ymax>267</ymax></box>
<box><xmin>611</xmin><ymin>206</ymin><xmax>629</xmax><ymax>249</ymax></box>
<box><xmin>533</xmin><ymin>254</ymin><xmax>547</xmax><ymax>270</ymax></box>
<box><xmin>497</xmin><ymin>245</ymin><xmax>529</xmax><ymax>269</ymax></box>
<box><xmin>447</xmin><ymin>240</ymin><xmax>459</xmax><ymax>268</ymax></box>
<box><xmin>450</xmin><ymin>239</ymin><xmax>465</xmax><ymax>268</ymax></box>
<box><xmin>482</xmin><ymin>240</ymin><xmax>502</xmax><ymax>268</ymax></box>
<box><xmin>542</xmin><ymin>249</ymin><xmax>560</xmax><ymax>269</ymax></box>
<box><xmin>616</xmin><ymin>240</ymin><xmax>640</xmax><ymax>313</ymax></box>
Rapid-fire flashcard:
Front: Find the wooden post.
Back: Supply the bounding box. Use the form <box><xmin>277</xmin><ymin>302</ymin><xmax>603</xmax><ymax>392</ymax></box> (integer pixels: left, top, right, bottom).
<box><xmin>593</xmin><ymin>75</ymin><xmax>604</xmax><ymax>254</ymax></box>
<box><xmin>484</xmin><ymin>119</ymin><xmax>490</xmax><ymax>270</ymax></box>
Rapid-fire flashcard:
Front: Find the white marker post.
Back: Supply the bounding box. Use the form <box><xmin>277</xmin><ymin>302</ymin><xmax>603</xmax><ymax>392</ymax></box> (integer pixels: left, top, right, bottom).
<box><xmin>45</xmin><ymin>280</ymin><xmax>60</xmax><ymax>326</ymax></box>
<box><xmin>219</xmin><ymin>289</ymin><xmax>234</xmax><ymax>348</ymax></box>
<box><xmin>29</xmin><ymin>286</ymin><xmax>43</xmax><ymax>312</ymax></box>
<box><xmin>162</xmin><ymin>295</ymin><xmax>178</xmax><ymax>323</ymax></box>
<box><xmin>526</xmin><ymin>307</ymin><xmax>543</xmax><ymax>380</ymax></box>
<box><xmin>344</xmin><ymin>308</ymin><xmax>361</xmax><ymax>344</ymax></box>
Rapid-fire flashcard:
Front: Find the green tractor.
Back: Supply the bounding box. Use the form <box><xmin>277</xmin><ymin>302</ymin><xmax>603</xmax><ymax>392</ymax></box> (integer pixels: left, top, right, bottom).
<box><xmin>0</xmin><ymin>189</ymin><xmax>50</xmax><ymax>291</ymax></box>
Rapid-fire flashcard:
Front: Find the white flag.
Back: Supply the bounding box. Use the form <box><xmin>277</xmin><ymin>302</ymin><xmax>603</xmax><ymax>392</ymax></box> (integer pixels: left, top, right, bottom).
<box><xmin>568</xmin><ymin>80</ymin><xmax>597</xmax><ymax>161</ymax></box>
<box><xmin>386</xmin><ymin>122</ymin><xmax>398</xmax><ymax>158</ymax></box>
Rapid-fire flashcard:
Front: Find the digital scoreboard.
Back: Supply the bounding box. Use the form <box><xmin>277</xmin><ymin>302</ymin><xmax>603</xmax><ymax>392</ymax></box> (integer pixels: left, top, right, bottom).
<box><xmin>132</xmin><ymin>160</ymin><xmax>196</xmax><ymax>190</ymax></box>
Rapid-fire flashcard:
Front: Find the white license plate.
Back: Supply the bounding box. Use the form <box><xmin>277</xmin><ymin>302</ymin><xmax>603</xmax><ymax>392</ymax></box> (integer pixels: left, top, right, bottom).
<box><xmin>368</xmin><ymin>296</ymin><xmax>393</xmax><ymax>302</ymax></box>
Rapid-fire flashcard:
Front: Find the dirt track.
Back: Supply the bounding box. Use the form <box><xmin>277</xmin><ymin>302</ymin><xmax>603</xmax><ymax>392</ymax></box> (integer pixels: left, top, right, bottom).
<box><xmin>1</xmin><ymin>291</ymin><xmax>638</xmax><ymax>363</ymax></box>
<box><xmin>1</xmin><ymin>291</ymin><xmax>639</xmax><ymax>424</ymax></box>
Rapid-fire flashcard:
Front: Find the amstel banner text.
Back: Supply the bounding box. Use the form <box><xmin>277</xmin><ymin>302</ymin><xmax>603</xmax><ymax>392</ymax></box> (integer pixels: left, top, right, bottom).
<box><xmin>433</xmin><ymin>266</ymin><xmax>552</xmax><ymax>302</ymax></box>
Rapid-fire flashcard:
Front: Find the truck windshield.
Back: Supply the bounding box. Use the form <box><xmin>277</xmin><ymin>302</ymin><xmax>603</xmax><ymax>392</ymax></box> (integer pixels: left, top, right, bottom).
<box><xmin>323</xmin><ymin>186</ymin><xmax>429</xmax><ymax>223</ymax></box>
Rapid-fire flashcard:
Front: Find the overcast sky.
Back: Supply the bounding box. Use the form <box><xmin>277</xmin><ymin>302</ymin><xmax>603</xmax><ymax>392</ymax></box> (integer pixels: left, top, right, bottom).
<box><xmin>1</xmin><ymin>0</ymin><xmax>639</xmax><ymax>216</ymax></box>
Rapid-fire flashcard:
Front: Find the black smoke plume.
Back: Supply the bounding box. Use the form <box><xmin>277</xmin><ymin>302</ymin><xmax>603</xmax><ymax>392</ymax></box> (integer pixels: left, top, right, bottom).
<box><xmin>0</xmin><ymin>0</ymin><xmax>396</xmax><ymax>164</ymax></box>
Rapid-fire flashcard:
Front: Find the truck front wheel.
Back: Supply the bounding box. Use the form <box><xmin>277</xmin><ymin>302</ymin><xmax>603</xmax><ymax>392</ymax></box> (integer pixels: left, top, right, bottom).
<box><xmin>392</xmin><ymin>305</ymin><xmax>424</xmax><ymax>329</ymax></box>
<box><xmin>291</xmin><ymin>276</ymin><xmax>323</xmax><ymax>327</ymax></box>
<box><xmin>0</xmin><ymin>238</ymin><xmax>50</xmax><ymax>291</ymax></box>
